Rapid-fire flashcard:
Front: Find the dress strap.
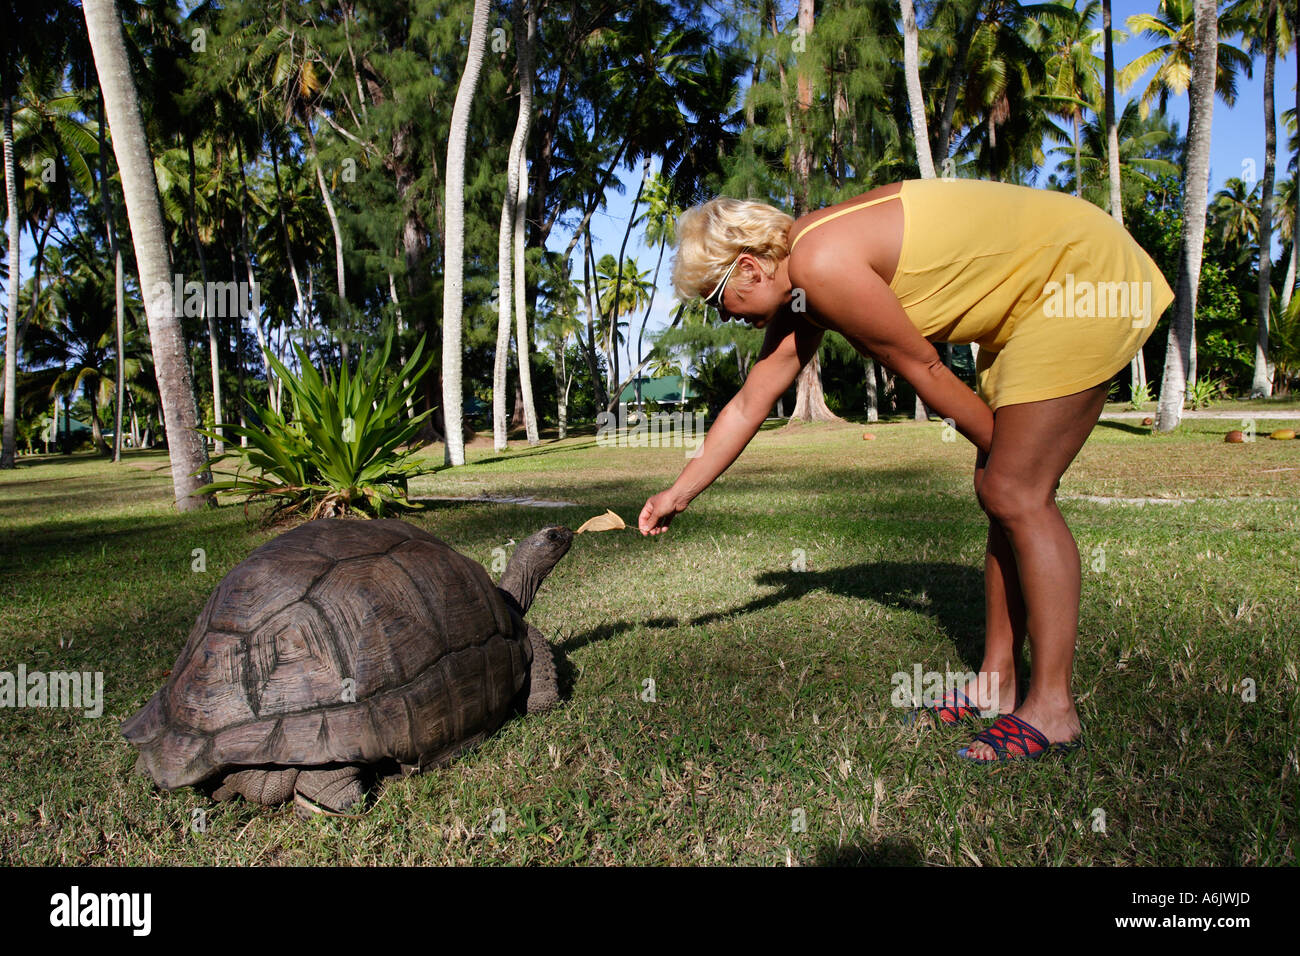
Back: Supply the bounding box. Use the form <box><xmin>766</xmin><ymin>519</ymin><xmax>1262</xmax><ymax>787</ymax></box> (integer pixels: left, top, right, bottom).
<box><xmin>790</xmin><ymin>191</ymin><xmax>902</xmax><ymax>251</ymax></box>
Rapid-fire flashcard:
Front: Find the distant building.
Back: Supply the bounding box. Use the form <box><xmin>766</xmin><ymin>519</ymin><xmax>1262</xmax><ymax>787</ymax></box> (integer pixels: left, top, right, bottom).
<box><xmin>618</xmin><ymin>375</ymin><xmax>690</xmax><ymax>409</ymax></box>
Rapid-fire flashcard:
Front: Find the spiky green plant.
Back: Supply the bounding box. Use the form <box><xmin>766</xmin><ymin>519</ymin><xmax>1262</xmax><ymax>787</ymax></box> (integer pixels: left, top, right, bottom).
<box><xmin>194</xmin><ymin>331</ymin><xmax>436</xmax><ymax>523</ymax></box>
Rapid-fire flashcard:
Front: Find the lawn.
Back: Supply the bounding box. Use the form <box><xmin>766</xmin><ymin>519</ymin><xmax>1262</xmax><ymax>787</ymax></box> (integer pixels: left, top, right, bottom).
<box><xmin>1</xmin><ymin>412</ymin><xmax>1297</xmax><ymax>865</ymax></box>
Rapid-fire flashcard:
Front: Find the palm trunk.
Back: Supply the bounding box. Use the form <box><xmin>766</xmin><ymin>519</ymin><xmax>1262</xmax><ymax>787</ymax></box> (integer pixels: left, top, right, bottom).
<box><xmin>865</xmin><ymin>357</ymin><xmax>878</xmax><ymax>422</ymax></box>
<box><xmin>513</xmin><ymin>1</ymin><xmax>539</xmax><ymax>444</ymax></box>
<box><xmin>1073</xmin><ymin>111</ymin><xmax>1082</xmax><ymax>198</ymax></box>
<box><xmin>580</xmin><ymin>229</ymin><xmax>607</xmax><ymax>408</ymax></box>
<box><xmin>441</xmin><ymin>0</ymin><xmax>492</xmax><ymax>465</ymax></box>
<box><xmin>934</xmin><ymin>1</ymin><xmax>979</xmax><ymax>161</ymax></box>
<box><xmin>514</xmin><ymin>148</ymin><xmax>539</xmax><ymax>444</ymax></box>
<box><xmin>1251</xmin><ymin>0</ymin><xmax>1278</xmax><ymax>398</ymax></box>
<box><xmin>787</xmin><ymin>0</ymin><xmax>841</xmax><ymax>424</ymax></box>
<box><xmin>186</xmin><ymin>134</ymin><xmax>222</xmax><ymax>455</ymax></box>
<box><xmin>1</xmin><ymin>95</ymin><xmax>19</xmax><ymax>469</ymax></box>
<box><xmin>1282</xmin><ymin>239</ymin><xmax>1296</xmax><ymax>313</ymax></box>
<box><xmin>83</xmin><ymin>0</ymin><xmax>211</xmax><ymax>507</ymax></box>
<box><xmin>494</xmin><ymin>158</ymin><xmax>513</xmax><ymax>450</ymax></box>
<box><xmin>269</xmin><ymin>136</ymin><xmax>307</xmax><ymax>367</ymax></box>
<box><xmin>1155</xmin><ymin>0</ymin><xmax>1217</xmax><ymax>432</ymax></box>
<box><xmin>901</xmin><ymin>0</ymin><xmax>936</xmax><ymax>178</ymax></box>
<box><xmin>94</xmin><ymin>97</ymin><xmax>128</xmax><ymax>464</ymax></box>
<box><xmin>494</xmin><ymin>0</ymin><xmax>535</xmax><ymax>452</ymax></box>
<box><xmin>1105</xmin><ymin>0</ymin><xmax>1140</xmax><ymax>392</ymax></box>
<box><xmin>308</xmin><ymin>126</ymin><xmax>348</xmax><ymax>369</ymax></box>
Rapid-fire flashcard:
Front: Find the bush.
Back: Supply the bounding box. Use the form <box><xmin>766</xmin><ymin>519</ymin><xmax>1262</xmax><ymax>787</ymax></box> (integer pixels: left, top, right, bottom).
<box><xmin>194</xmin><ymin>330</ymin><xmax>436</xmax><ymax>523</ymax></box>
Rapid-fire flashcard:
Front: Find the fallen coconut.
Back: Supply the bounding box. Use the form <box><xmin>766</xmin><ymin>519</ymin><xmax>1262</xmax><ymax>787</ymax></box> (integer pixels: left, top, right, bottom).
<box><xmin>1269</xmin><ymin>429</ymin><xmax>1296</xmax><ymax>440</ymax></box>
<box><xmin>1225</xmin><ymin>430</ymin><xmax>1244</xmax><ymax>443</ymax></box>
<box><xmin>862</xmin><ymin>432</ymin><xmax>875</xmax><ymax>441</ymax></box>
<box><xmin>1142</xmin><ymin>417</ymin><xmax>1153</xmax><ymax>426</ymax></box>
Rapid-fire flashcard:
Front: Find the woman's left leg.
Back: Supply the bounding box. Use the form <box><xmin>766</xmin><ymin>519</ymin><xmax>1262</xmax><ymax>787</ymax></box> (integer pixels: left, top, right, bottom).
<box><xmin>965</xmin><ymin>379</ymin><xmax>1111</xmax><ymax>760</ymax></box>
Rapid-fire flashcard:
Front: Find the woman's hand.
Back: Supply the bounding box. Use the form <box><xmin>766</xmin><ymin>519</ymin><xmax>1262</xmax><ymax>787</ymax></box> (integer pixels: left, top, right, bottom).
<box><xmin>639</xmin><ymin>489</ymin><xmax>689</xmax><ymax>535</ymax></box>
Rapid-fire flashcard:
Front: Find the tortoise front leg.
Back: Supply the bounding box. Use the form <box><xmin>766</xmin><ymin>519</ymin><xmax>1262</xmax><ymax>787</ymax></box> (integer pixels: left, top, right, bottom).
<box><xmin>212</xmin><ymin>768</ymin><xmax>299</xmax><ymax>805</ymax></box>
<box><xmin>525</xmin><ymin>623</ymin><xmax>560</xmax><ymax>715</ymax></box>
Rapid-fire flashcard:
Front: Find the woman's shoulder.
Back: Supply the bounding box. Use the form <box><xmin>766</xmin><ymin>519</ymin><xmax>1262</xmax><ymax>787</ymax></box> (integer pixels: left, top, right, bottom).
<box><xmin>788</xmin><ymin>182</ymin><xmax>907</xmax><ymax>250</ymax></box>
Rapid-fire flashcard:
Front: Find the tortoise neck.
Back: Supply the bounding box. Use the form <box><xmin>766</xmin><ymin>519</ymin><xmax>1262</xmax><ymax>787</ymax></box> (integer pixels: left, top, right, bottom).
<box><xmin>499</xmin><ymin>563</ymin><xmax>542</xmax><ymax>616</ymax></box>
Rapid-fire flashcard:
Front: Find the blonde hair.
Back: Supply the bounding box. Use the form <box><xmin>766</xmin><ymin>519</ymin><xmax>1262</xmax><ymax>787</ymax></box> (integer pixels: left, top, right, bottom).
<box><xmin>671</xmin><ymin>197</ymin><xmax>794</xmax><ymax>301</ymax></box>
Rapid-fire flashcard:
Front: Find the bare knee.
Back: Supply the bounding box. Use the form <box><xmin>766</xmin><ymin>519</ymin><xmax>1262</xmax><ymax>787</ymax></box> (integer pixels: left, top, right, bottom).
<box><xmin>977</xmin><ymin>473</ymin><xmax>1051</xmax><ymax>524</ymax></box>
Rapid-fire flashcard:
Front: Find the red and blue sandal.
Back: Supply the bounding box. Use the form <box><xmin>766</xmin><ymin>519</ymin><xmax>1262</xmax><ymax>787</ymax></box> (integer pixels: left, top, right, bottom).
<box><xmin>904</xmin><ymin>688</ymin><xmax>983</xmax><ymax>727</ymax></box>
<box><xmin>957</xmin><ymin>713</ymin><xmax>1083</xmax><ymax>762</ymax></box>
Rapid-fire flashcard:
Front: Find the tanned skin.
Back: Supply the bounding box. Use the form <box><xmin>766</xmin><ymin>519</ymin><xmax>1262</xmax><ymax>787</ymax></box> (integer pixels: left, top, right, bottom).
<box><xmin>638</xmin><ymin>182</ymin><xmax>1111</xmax><ymax>757</ymax></box>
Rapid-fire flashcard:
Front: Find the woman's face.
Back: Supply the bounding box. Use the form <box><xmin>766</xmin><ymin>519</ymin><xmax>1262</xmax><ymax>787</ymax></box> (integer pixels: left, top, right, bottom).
<box><xmin>717</xmin><ymin>255</ymin><xmax>785</xmax><ymax>329</ymax></box>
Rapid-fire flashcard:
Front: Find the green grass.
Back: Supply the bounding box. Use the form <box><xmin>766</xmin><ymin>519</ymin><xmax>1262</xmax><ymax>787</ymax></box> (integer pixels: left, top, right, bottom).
<box><xmin>1</xmin><ymin>414</ymin><xmax>1297</xmax><ymax>865</ymax></box>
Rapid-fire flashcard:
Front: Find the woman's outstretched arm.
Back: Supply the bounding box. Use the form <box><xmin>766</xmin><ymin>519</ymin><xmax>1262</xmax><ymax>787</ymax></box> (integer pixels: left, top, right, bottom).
<box><xmin>638</xmin><ymin>314</ymin><xmax>822</xmax><ymax>535</ymax></box>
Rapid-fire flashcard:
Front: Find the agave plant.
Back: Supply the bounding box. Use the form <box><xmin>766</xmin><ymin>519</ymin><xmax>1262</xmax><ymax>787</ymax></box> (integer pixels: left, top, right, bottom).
<box><xmin>194</xmin><ymin>331</ymin><xmax>436</xmax><ymax>523</ymax></box>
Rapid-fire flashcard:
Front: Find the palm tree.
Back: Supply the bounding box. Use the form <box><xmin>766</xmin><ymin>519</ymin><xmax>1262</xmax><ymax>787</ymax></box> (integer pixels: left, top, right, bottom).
<box><xmin>1153</xmin><ymin>0</ymin><xmax>1220</xmax><ymax>432</ymax></box>
<box><xmin>3</xmin><ymin>59</ymin><xmax>96</xmax><ymax>467</ymax></box>
<box><xmin>82</xmin><ymin>0</ymin><xmax>211</xmax><ymax>506</ymax></box>
<box><xmin>441</xmin><ymin>0</ymin><xmax>491</xmax><ymax>467</ymax></box>
<box><xmin>1209</xmin><ymin>176</ymin><xmax>1261</xmax><ymax>248</ymax></box>
<box><xmin>24</xmin><ymin>262</ymin><xmax>138</xmax><ymax>455</ymax></box>
<box><xmin>596</xmin><ymin>253</ymin><xmax>650</xmax><ymax>392</ymax></box>
<box><xmin>1036</xmin><ymin>1</ymin><xmax>1104</xmax><ymax>198</ymax></box>
<box><xmin>1120</xmin><ymin>0</ymin><xmax>1252</xmax><ymax>120</ymax></box>
<box><xmin>1048</xmin><ymin>100</ymin><xmax>1179</xmax><ymax>206</ymax></box>
<box><xmin>1231</xmin><ymin>0</ymin><xmax>1292</xmax><ymax>396</ymax></box>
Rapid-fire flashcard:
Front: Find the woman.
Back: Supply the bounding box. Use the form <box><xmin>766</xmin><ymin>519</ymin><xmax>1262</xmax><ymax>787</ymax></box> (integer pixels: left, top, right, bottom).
<box><xmin>637</xmin><ymin>178</ymin><xmax>1172</xmax><ymax>762</ymax></box>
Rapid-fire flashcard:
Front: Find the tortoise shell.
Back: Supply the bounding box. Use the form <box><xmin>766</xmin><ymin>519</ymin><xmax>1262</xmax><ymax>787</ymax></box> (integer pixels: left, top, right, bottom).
<box><xmin>123</xmin><ymin>518</ymin><xmax>532</xmax><ymax>789</ymax></box>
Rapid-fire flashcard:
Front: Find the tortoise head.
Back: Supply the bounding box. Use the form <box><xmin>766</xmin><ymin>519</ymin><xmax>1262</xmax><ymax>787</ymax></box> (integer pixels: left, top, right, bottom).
<box><xmin>498</xmin><ymin>526</ymin><xmax>574</xmax><ymax>617</ymax></box>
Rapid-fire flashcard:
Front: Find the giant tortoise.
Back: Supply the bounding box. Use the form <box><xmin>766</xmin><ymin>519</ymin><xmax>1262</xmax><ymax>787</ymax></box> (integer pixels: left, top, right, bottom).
<box><xmin>122</xmin><ymin>518</ymin><xmax>572</xmax><ymax>815</ymax></box>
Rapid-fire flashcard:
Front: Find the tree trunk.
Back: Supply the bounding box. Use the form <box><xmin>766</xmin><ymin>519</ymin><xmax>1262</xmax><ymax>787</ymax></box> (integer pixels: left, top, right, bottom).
<box><xmin>935</xmin><ymin>1</ymin><xmax>979</xmax><ymax>162</ymax></box>
<box><xmin>1073</xmin><ymin>111</ymin><xmax>1082</xmax><ymax>198</ymax></box>
<box><xmin>901</xmin><ymin>0</ymin><xmax>936</xmax><ymax>179</ymax></box>
<box><xmin>1104</xmin><ymin>0</ymin><xmax>1138</xmax><ymax>392</ymax></box>
<box><xmin>1104</xmin><ymin>0</ymin><xmax>1123</xmax><ymax>228</ymax></box>
<box><xmin>495</xmin><ymin>0</ymin><xmax>539</xmax><ymax>450</ymax></box>
<box><xmin>513</xmin><ymin>3</ymin><xmax>539</xmax><ymax>445</ymax></box>
<box><xmin>309</xmin><ymin>127</ymin><xmax>348</xmax><ymax>370</ymax></box>
<box><xmin>581</xmin><ymin>228</ymin><xmax>608</xmax><ymax>408</ymax></box>
<box><xmin>1</xmin><ymin>94</ymin><xmax>18</xmax><ymax>469</ymax></box>
<box><xmin>790</xmin><ymin>352</ymin><xmax>843</xmax><ymax>422</ymax></box>
<box><xmin>1282</xmin><ymin>238</ymin><xmax>1296</xmax><ymax>313</ymax></box>
<box><xmin>1251</xmin><ymin>0</ymin><xmax>1277</xmax><ymax>398</ymax></box>
<box><xmin>865</xmin><ymin>356</ymin><xmax>878</xmax><ymax>422</ymax></box>
<box><xmin>440</xmin><ymin>0</ymin><xmax>491</xmax><ymax>465</ymax></box>
<box><xmin>1155</xmin><ymin>0</ymin><xmax>1217</xmax><ymax>432</ymax></box>
<box><xmin>785</xmin><ymin>0</ymin><xmax>841</xmax><ymax>424</ymax></box>
<box><xmin>186</xmin><ymin>134</ymin><xmax>223</xmax><ymax>455</ymax></box>
<box><xmin>83</xmin><ymin>0</ymin><xmax>211</xmax><ymax>507</ymax></box>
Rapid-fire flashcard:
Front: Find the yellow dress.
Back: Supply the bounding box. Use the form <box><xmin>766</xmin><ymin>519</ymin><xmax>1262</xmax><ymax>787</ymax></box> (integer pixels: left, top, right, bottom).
<box><xmin>791</xmin><ymin>178</ymin><xmax>1174</xmax><ymax>411</ymax></box>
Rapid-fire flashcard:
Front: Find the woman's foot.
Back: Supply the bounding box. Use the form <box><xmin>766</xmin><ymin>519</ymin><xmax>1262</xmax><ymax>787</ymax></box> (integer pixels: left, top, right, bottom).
<box><xmin>909</xmin><ymin>667</ymin><xmax>1016</xmax><ymax>727</ymax></box>
<box><xmin>961</xmin><ymin>696</ymin><xmax>1080</xmax><ymax>761</ymax></box>
<box><xmin>954</xmin><ymin>664</ymin><xmax>1018</xmax><ymax>717</ymax></box>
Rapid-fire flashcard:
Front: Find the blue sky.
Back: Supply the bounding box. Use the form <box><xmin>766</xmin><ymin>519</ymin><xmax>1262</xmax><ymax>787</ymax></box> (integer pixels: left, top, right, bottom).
<box><xmin>559</xmin><ymin>0</ymin><xmax>1295</xmax><ymax>378</ymax></box>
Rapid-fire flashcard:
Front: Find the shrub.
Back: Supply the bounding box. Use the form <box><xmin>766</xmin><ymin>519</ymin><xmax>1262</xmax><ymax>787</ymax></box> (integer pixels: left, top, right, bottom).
<box><xmin>194</xmin><ymin>330</ymin><xmax>436</xmax><ymax>523</ymax></box>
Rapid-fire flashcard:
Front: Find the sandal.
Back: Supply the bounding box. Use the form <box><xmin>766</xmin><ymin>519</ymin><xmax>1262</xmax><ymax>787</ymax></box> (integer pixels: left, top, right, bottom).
<box><xmin>957</xmin><ymin>713</ymin><xmax>1083</xmax><ymax>762</ymax></box>
<box><xmin>904</xmin><ymin>688</ymin><xmax>983</xmax><ymax>727</ymax></box>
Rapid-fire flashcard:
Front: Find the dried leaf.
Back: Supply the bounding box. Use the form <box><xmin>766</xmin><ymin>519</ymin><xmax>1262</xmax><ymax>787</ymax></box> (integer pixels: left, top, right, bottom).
<box><xmin>575</xmin><ymin>509</ymin><xmax>626</xmax><ymax>533</ymax></box>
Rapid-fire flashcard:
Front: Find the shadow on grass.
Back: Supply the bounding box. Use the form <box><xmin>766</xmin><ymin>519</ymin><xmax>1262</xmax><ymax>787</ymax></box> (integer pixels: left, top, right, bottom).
<box><xmin>552</xmin><ymin>560</ymin><xmax>987</xmax><ymax>679</ymax></box>
<box><xmin>1096</xmin><ymin>421</ymin><xmax>1150</xmax><ymax>436</ymax></box>
<box><xmin>812</xmin><ymin>835</ymin><xmax>924</xmax><ymax>866</ymax></box>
